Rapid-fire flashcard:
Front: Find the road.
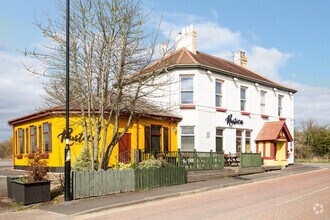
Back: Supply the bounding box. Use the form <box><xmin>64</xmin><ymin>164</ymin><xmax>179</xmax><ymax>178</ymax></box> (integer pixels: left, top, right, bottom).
<box><xmin>76</xmin><ymin>168</ymin><xmax>330</xmax><ymax>220</ymax></box>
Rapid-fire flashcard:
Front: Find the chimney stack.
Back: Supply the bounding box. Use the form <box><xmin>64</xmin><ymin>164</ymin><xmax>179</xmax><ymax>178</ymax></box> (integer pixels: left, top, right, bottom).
<box><xmin>233</xmin><ymin>51</ymin><xmax>248</xmax><ymax>68</ymax></box>
<box><xmin>175</xmin><ymin>25</ymin><xmax>197</xmax><ymax>53</ymax></box>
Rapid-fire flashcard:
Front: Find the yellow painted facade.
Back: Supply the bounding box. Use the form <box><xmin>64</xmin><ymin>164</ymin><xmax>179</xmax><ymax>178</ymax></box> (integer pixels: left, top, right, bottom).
<box><xmin>11</xmin><ymin>113</ymin><xmax>180</xmax><ymax>171</ymax></box>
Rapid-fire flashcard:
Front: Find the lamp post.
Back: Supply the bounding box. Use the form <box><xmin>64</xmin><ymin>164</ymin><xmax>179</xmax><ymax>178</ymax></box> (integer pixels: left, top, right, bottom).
<box><xmin>64</xmin><ymin>0</ymin><xmax>71</xmax><ymax>201</ymax></box>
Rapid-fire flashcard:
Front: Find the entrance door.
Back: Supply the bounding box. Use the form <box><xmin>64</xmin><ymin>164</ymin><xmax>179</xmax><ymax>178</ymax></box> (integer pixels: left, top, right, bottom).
<box><xmin>119</xmin><ymin>133</ymin><xmax>131</xmax><ymax>163</ymax></box>
<box><xmin>276</xmin><ymin>141</ymin><xmax>285</xmax><ymax>161</ymax></box>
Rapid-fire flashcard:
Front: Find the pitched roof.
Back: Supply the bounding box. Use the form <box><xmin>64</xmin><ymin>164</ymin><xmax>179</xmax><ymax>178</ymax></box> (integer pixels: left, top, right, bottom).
<box><xmin>255</xmin><ymin>121</ymin><xmax>293</xmax><ymax>142</ymax></box>
<box><xmin>138</xmin><ymin>48</ymin><xmax>297</xmax><ymax>93</ymax></box>
<box><xmin>8</xmin><ymin>102</ymin><xmax>182</xmax><ymax>126</ymax></box>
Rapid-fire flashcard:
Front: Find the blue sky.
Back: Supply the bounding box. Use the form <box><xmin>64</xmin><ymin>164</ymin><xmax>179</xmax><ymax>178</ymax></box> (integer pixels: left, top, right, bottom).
<box><xmin>1</xmin><ymin>0</ymin><xmax>330</xmax><ymax>140</ymax></box>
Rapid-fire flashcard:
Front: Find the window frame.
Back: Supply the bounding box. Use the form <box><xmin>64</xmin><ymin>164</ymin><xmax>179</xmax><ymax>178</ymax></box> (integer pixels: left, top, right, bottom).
<box><xmin>240</xmin><ymin>87</ymin><xmax>247</xmax><ymax>111</ymax></box>
<box><xmin>260</xmin><ymin>91</ymin><xmax>266</xmax><ymax>114</ymax></box>
<box><xmin>180</xmin><ymin>76</ymin><xmax>194</xmax><ymax>104</ymax></box>
<box><xmin>181</xmin><ymin>126</ymin><xmax>195</xmax><ymax>151</ymax></box>
<box><xmin>215</xmin><ymin>80</ymin><xmax>223</xmax><ymax>107</ymax></box>
<box><xmin>215</xmin><ymin>128</ymin><xmax>223</xmax><ymax>153</ymax></box>
<box><xmin>236</xmin><ymin>129</ymin><xmax>243</xmax><ymax>153</ymax></box>
<box><xmin>43</xmin><ymin>123</ymin><xmax>52</xmax><ymax>152</ymax></box>
<box><xmin>30</xmin><ymin>126</ymin><xmax>37</xmax><ymax>153</ymax></box>
<box><xmin>278</xmin><ymin>95</ymin><xmax>283</xmax><ymax>116</ymax></box>
<box><xmin>18</xmin><ymin>128</ymin><xmax>24</xmax><ymax>154</ymax></box>
<box><xmin>245</xmin><ymin>130</ymin><xmax>251</xmax><ymax>153</ymax></box>
<box><xmin>163</xmin><ymin>127</ymin><xmax>169</xmax><ymax>152</ymax></box>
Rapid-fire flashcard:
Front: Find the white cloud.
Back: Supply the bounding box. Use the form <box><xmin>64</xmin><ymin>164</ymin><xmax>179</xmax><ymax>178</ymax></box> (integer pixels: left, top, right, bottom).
<box><xmin>248</xmin><ymin>46</ymin><xmax>293</xmax><ymax>82</ymax></box>
<box><xmin>285</xmin><ymin>81</ymin><xmax>330</xmax><ymax>127</ymax></box>
<box><xmin>0</xmin><ymin>51</ymin><xmax>45</xmax><ymax>141</ymax></box>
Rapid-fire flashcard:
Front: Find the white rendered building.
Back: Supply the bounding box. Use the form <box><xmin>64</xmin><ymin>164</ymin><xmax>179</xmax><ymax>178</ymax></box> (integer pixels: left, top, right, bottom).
<box><xmin>145</xmin><ymin>25</ymin><xmax>297</xmax><ymax>164</ymax></box>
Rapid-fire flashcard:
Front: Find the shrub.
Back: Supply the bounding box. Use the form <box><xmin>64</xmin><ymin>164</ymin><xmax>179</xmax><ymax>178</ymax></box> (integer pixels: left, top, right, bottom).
<box><xmin>113</xmin><ymin>162</ymin><xmax>135</xmax><ymax>170</ymax></box>
<box><xmin>72</xmin><ymin>147</ymin><xmax>93</xmax><ymax>171</ymax></box>
<box><xmin>25</xmin><ymin>148</ymin><xmax>49</xmax><ymax>182</ymax></box>
<box><xmin>137</xmin><ymin>157</ymin><xmax>172</xmax><ymax>169</ymax></box>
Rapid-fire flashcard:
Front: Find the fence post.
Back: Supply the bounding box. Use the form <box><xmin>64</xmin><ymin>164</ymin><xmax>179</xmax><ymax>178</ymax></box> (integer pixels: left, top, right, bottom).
<box><xmin>210</xmin><ymin>150</ymin><xmax>213</xmax><ymax>170</ymax></box>
<box><xmin>193</xmin><ymin>149</ymin><xmax>197</xmax><ymax>170</ymax></box>
<box><xmin>178</xmin><ymin>149</ymin><xmax>181</xmax><ymax>167</ymax></box>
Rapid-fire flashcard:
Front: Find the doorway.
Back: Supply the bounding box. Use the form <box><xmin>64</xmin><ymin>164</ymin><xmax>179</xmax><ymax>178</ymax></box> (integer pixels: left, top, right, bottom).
<box><xmin>119</xmin><ymin>133</ymin><xmax>131</xmax><ymax>163</ymax></box>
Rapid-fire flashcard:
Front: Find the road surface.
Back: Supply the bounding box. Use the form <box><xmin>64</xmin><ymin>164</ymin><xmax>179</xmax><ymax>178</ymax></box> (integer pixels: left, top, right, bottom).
<box><xmin>76</xmin><ymin>168</ymin><xmax>330</xmax><ymax>220</ymax></box>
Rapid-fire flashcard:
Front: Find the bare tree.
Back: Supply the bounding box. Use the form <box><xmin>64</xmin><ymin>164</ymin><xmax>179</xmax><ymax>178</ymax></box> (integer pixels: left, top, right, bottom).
<box><xmin>23</xmin><ymin>0</ymin><xmax>174</xmax><ymax>170</ymax></box>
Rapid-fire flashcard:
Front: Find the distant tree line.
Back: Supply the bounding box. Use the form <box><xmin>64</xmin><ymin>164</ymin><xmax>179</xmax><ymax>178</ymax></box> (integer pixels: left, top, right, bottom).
<box><xmin>0</xmin><ymin>138</ymin><xmax>12</xmax><ymax>159</ymax></box>
<box><xmin>295</xmin><ymin>118</ymin><xmax>330</xmax><ymax>159</ymax></box>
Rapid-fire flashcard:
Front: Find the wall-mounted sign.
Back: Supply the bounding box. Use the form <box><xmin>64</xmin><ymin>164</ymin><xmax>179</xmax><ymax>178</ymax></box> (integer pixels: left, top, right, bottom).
<box><xmin>225</xmin><ymin>114</ymin><xmax>244</xmax><ymax>126</ymax></box>
<box><xmin>57</xmin><ymin>128</ymin><xmax>96</xmax><ymax>146</ymax></box>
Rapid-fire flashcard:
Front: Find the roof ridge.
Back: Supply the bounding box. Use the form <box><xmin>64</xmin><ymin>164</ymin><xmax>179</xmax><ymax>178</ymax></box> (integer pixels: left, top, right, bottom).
<box><xmin>185</xmin><ymin>49</ymin><xmax>198</xmax><ymax>64</ymax></box>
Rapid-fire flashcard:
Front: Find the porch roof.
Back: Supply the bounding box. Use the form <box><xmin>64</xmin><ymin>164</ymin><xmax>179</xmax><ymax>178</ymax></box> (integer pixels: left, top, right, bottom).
<box><xmin>255</xmin><ymin>121</ymin><xmax>293</xmax><ymax>142</ymax></box>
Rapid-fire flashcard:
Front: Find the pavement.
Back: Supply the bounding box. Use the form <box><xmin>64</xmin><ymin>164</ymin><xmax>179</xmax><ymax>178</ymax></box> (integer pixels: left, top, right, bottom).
<box><xmin>0</xmin><ymin>163</ymin><xmax>328</xmax><ymax>219</ymax></box>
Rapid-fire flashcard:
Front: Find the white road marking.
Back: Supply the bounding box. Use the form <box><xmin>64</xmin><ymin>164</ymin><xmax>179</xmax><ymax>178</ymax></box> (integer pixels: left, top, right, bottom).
<box><xmin>276</xmin><ymin>186</ymin><xmax>329</xmax><ymax>207</ymax></box>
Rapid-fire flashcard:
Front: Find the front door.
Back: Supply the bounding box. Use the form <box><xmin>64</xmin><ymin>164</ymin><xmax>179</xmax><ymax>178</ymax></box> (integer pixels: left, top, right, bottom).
<box><xmin>275</xmin><ymin>141</ymin><xmax>286</xmax><ymax>161</ymax></box>
<box><xmin>119</xmin><ymin>133</ymin><xmax>131</xmax><ymax>163</ymax></box>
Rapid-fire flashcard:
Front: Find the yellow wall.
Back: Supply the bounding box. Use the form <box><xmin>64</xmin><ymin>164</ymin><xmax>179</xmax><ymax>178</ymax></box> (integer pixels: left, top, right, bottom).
<box><xmin>12</xmin><ymin>114</ymin><xmax>179</xmax><ymax>170</ymax></box>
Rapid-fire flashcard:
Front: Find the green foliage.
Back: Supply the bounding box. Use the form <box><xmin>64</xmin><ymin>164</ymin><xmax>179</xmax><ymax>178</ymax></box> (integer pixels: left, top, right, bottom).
<box><xmin>137</xmin><ymin>157</ymin><xmax>172</xmax><ymax>169</ymax></box>
<box><xmin>25</xmin><ymin>148</ymin><xmax>49</xmax><ymax>182</ymax></box>
<box><xmin>295</xmin><ymin>118</ymin><xmax>330</xmax><ymax>159</ymax></box>
<box><xmin>0</xmin><ymin>138</ymin><xmax>12</xmax><ymax>159</ymax></box>
<box><xmin>112</xmin><ymin>162</ymin><xmax>135</xmax><ymax>170</ymax></box>
<box><xmin>72</xmin><ymin>147</ymin><xmax>93</xmax><ymax>171</ymax></box>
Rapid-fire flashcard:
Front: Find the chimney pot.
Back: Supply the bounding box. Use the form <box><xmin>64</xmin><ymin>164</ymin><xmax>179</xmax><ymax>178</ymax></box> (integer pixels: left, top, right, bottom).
<box><xmin>175</xmin><ymin>25</ymin><xmax>197</xmax><ymax>53</ymax></box>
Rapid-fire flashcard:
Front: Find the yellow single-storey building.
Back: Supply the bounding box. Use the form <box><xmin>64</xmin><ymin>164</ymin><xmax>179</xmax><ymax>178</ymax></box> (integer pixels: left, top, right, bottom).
<box><xmin>8</xmin><ymin>106</ymin><xmax>181</xmax><ymax>171</ymax></box>
<box><xmin>255</xmin><ymin>121</ymin><xmax>293</xmax><ymax>167</ymax></box>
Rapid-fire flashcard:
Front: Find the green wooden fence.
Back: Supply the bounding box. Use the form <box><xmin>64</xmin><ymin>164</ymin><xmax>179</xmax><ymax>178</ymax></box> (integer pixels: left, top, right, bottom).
<box><xmin>72</xmin><ymin>167</ymin><xmax>186</xmax><ymax>199</ymax></box>
<box><xmin>135</xmin><ymin>167</ymin><xmax>186</xmax><ymax>190</ymax></box>
<box><xmin>240</xmin><ymin>152</ymin><xmax>262</xmax><ymax>168</ymax></box>
<box><xmin>178</xmin><ymin>150</ymin><xmax>224</xmax><ymax>171</ymax></box>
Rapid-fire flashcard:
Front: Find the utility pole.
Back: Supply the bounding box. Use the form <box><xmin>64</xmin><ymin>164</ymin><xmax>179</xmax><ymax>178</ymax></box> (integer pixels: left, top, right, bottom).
<box><xmin>64</xmin><ymin>0</ymin><xmax>71</xmax><ymax>202</ymax></box>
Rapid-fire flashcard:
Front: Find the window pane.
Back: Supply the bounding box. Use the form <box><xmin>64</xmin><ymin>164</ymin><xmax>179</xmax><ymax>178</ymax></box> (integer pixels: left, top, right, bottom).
<box><xmin>182</xmin><ymin>126</ymin><xmax>194</xmax><ymax>135</ymax></box>
<box><xmin>216</xmin><ymin>137</ymin><xmax>223</xmax><ymax>152</ymax></box>
<box><xmin>181</xmin><ymin>137</ymin><xmax>194</xmax><ymax>150</ymax></box>
<box><xmin>163</xmin><ymin>128</ymin><xmax>169</xmax><ymax>152</ymax></box>
<box><xmin>216</xmin><ymin>128</ymin><xmax>223</xmax><ymax>136</ymax></box>
<box><xmin>44</xmin><ymin>123</ymin><xmax>49</xmax><ymax>133</ymax></box>
<box><xmin>240</xmin><ymin>100</ymin><xmax>246</xmax><ymax>111</ymax></box>
<box><xmin>19</xmin><ymin>129</ymin><xmax>24</xmax><ymax>154</ymax></box>
<box><xmin>151</xmin><ymin>125</ymin><xmax>161</xmax><ymax>134</ymax></box>
<box><xmin>151</xmin><ymin>136</ymin><xmax>160</xmax><ymax>152</ymax></box>
<box><xmin>144</xmin><ymin>126</ymin><xmax>151</xmax><ymax>152</ymax></box>
<box><xmin>215</xmin><ymin>95</ymin><xmax>221</xmax><ymax>107</ymax></box>
<box><xmin>240</xmin><ymin>88</ymin><xmax>246</xmax><ymax>99</ymax></box>
<box><xmin>216</xmin><ymin>82</ymin><xmax>222</xmax><ymax>94</ymax></box>
<box><xmin>181</xmin><ymin>91</ymin><xmax>193</xmax><ymax>104</ymax></box>
<box><xmin>181</xmin><ymin>78</ymin><xmax>193</xmax><ymax>90</ymax></box>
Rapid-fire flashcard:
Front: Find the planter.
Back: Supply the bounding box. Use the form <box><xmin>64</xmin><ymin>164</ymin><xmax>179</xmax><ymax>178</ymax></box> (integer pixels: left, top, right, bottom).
<box><xmin>9</xmin><ymin>179</ymin><xmax>50</xmax><ymax>205</ymax></box>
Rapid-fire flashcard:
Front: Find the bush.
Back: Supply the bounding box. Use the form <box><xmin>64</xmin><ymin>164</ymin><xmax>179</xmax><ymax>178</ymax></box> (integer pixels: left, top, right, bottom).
<box><xmin>113</xmin><ymin>162</ymin><xmax>135</xmax><ymax>170</ymax></box>
<box><xmin>72</xmin><ymin>147</ymin><xmax>93</xmax><ymax>171</ymax></box>
<box><xmin>137</xmin><ymin>157</ymin><xmax>172</xmax><ymax>169</ymax></box>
